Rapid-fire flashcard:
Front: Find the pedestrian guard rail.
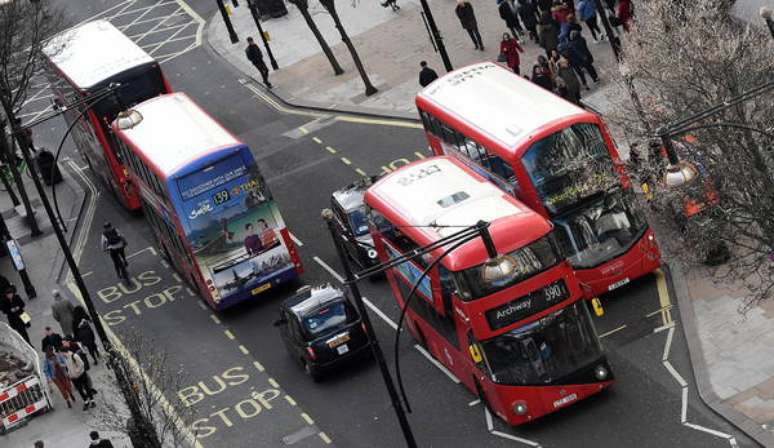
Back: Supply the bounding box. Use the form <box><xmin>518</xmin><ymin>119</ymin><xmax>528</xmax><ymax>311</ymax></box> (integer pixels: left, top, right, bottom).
<box><xmin>0</xmin><ymin>322</ymin><xmax>52</xmax><ymax>434</ymax></box>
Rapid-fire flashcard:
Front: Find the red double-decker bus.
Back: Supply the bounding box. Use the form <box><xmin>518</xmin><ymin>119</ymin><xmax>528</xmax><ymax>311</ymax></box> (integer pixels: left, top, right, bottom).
<box><xmin>365</xmin><ymin>156</ymin><xmax>613</xmax><ymax>425</ymax></box>
<box><xmin>43</xmin><ymin>20</ymin><xmax>172</xmax><ymax>211</ymax></box>
<box><xmin>416</xmin><ymin>63</ymin><xmax>660</xmax><ymax>298</ymax></box>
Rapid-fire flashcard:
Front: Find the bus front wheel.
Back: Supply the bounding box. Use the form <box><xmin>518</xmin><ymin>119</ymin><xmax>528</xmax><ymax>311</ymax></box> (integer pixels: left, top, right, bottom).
<box><xmin>474</xmin><ymin>379</ymin><xmax>495</xmax><ymax>414</ymax></box>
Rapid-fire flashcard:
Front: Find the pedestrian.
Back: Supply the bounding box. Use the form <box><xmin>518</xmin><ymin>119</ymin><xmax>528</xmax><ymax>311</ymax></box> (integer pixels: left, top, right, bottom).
<box><xmin>554</xmin><ymin>76</ymin><xmax>569</xmax><ymax>101</ymax></box>
<box><xmin>101</xmin><ymin>222</ymin><xmax>128</xmax><ymax>280</ymax></box>
<box><xmin>41</xmin><ymin>326</ymin><xmax>64</xmax><ymax>354</ymax></box>
<box><xmin>418</xmin><ymin>61</ymin><xmax>439</xmax><ymax>87</ymax></box>
<box><xmin>603</xmin><ymin>0</ymin><xmax>616</xmax><ymax>14</ymax></box>
<box><xmin>537</xmin><ymin>0</ymin><xmax>552</xmax><ymax>13</ymax></box>
<box><xmin>558</xmin><ymin>12</ymin><xmax>583</xmax><ymax>43</ymax></box>
<box><xmin>497</xmin><ymin>0</ymin><xmax>524</xmax><ymax>40</ymax></box>
<box><xmin>537</xmin><ymin>11</ymin><xmax>559</xmax><ymax>56</ymax></box>
<box><xmin>561</xmin><ymin>30</ymin><xmax>598</xmax><ymax>89</ymax></box>
<box><xmin>556</xmin><ymin>56</ymin><xmax>582</xmax><ymax>104</ymax></box>
<box><xmin>245</xmin><ymin>37</ymin><xmax>273</xmax><ymax>89</ymax></box>
<box><xmin>63</xmin><ymin>338</ymin><xmax>90</xmax><ymax>372</ymax></box>
<box><xmin>537</xmin><ymin>54</ymin><xmax>552</xmax><ymax>80</ymax></box>
<box><xmin>73</xmin><ymin>305</ymin><xmax>100</xmax><ymax>365</ymax></box>
<box><xmin>43</xmin><ymin>346</ymin><xmax>76</xmax><ymax>408</ymax></box>
<box><xmin>455</xmin><ymin>0</ymin><xmax>484</xmax><ymax>51</ymax></box>
<box><xmin>34</xmin><ymin>441</ymin><xmax>44</xmax><ymax>448</ymax></box>
<box><xmin>0</xmin><ymin>286</ymin><xmax>30</xmax><ymax>345</ymax></box>
<box><xmin>616</xmin><ymin>0</ymin><xmax>632</xmax><ymax>32</ymax></box>
<box><xmin>517</xmin><ymin>0</ymin><xmax>539</xmax><ymax>43</ymax></box>
<box><xmin>499</xmin><ymin>33</ymin><xmax>524</xmax><ymax>74</ymax></box>
<box><xmin>547</xmin><ymin>48</ymin><xmax>561</xmax><ymax>79</ymax></box>
<box><xmin>380</xmin><ymin>0</ymin><xmax>400</xmax><ymax>11</ymax></box>
<box><xmin>576</xmin><ymin>0</ymin><xmax>602</xmax><ymax>42</ymax></box>
<box><xmin>551</xmin><ymin>0</ymin><xmax>572</xmax><ymax>23</ymax></box>
<box><xmin>531</xmin><ymin>64</ymin><xmax>554</xmax><ymax>91</ymax></box>
<box><xmin>51</xmin><ymin>289</ymin><xmax>75</xmax><ymax>337</ymax></box>
<box><xmin>89</xmin><ymin>431</ymin><xmax>115</xmax><ymax>448</ymax></box>
<box><xmin>62</xmin><ymin>347</ymin><xmax>96</xmax><ymax>410</ymax></box>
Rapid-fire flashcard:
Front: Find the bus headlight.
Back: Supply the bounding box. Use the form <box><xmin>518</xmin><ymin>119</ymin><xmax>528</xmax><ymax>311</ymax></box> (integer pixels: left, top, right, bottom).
<box><xmin>512</xmin><ymin>400</ymin><xmax>528</xmax><ymax>416</ymax></box>
<box><xmin>367</xmin><ymin>249</ymin><xmax>378</xmax><ymax>259</ymax></box>
<box><xmin>594</xmin><ymin>364</ymin><xmax>609</xmax><ymax>381</ymax></box>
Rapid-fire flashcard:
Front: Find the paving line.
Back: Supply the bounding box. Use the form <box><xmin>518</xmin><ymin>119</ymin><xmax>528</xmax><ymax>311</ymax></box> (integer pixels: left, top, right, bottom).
<box><xmin>663</xmin><ymin>360</ymin><xmax>687</xmax><ymax>388</ymax></box>
<box><xmin>299</xmin><ymin>126</ymin><xmax>309</xmax><ymax>134</ymax></box>
<box><xmin>325</xmin><ymin>146</ymin><xmax>337</xmax><ymax>154</ymax></box>
<box><xmin>414</xmin><ymin>151</ymin><xmax>426</xmax><ymax>159</ymax></box>
<box><xmin>284</xmin><ymin>395</ymin><xmax>297</xmax><ymax>406</ymax></box>
<box><xmin>363</xmin><ymin>296</ymin><xmax>397</xmax><ymax>330</ymax></box>
<box><xmin>381</xmin><ymin>165</ymin><xmax>393</xmax><ymax>173</ymax></box>
<box><xmin>484</xmin><ymin>408</ymin><xmax>494</xmax><ymax>431</ymax></box>
<box><xmin>655</xmin><ymin>269</ymin><xmax>673</xmax><ymax>325</ymax></box>
<box><xmin>355</xmin><ymin>168</ymin><xmax>367</xmax><ymax>177</ymax></box>
<box><xmin>334</xmin><ymin>115</ymin><xmax>422</xmax><ymax>129</ymax></box>
<box><xmin>318</xmin><ymin>432</ymin><xmax>332</xmax><ymax>444</ymax></box>
<box><xmin>491</xmin><ymin>430</ymin><xmax>541</xmax><ymax>447</ymax></box>
<box><xmin>175</xmin><ymin>0</ymin><xmax>205</xmax><ymax>45</ymax></box>
<box><xmin>413</xmin><ymin>344</ymin><xmax>460</xmax><ymax>384</ymax></box>
<box><xmin>312</xmin><ymin>137</ymin><xmax>322</xmax><ymax>144</ymax></box>
<box><xmin>598</xmin><ymin>324</ymin><xmax>626</xmax><ymax>339</ymax></box>
<box><xmin>313</xmin><ymin>256</ymin><xmax>344</xmax><ymax>283</ymax></box>
<box><xmin>662</xmin><ymin>325</ymin><xmax>674</xmax><ymax>361</ymax></box>
<box><xmin>210</xmin><ymin>314</ymin><xmax>221</xmax><ymax>325</ymax></box>
<box><xmin>253</xmin><ymin>360</ymin><xmax>265</xmax><ymax>372</ymax></box>
<box><xmin>300</xmin><ymin>412</ymin><xmax>314</xmax><ymax>425</ymax></box>
<box><xmin>652</xmin><ymin>322</ymin><xmax>675</xmax><ymax>333</ymax></box>
<box><xmin>172</xmin><ymin>272</ymin><xmax>182</xmax><ymax>283</ymax></box>
<box><xmin>341</xmin><ymin>157</ymin><xmax>352</xmax><ymax>165</ymax></box>
<box><xmin>224</xmin><ymin>329</ymin><xmax>235</xmax><ymax>340</ymax></box>
<box><xmin>682</xmin><ymin>422</ymin><xmax>733</xmax><ymax>439</ymax></box>
<box><xmin>268</xmin><ymin>377</ymin><xmax>280</xmax><ymax>388</ymax></box>
<box><xmin>238</xmin><ymin>345</ymin><xmax>249</xmax><ymax>355</ymax></box>
<box><xmin>680</xmin><ymin>387</ymin><xmax>688</xmax><ymax>423</ymax></box>
<box><xmin>468</xmin><ymin>399</ymin><xmax>480</xmax><ymax>407</ymax></box>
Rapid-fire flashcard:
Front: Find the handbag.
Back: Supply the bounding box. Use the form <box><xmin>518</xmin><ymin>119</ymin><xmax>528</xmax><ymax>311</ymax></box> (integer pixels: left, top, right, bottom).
<box><xmin>20</xmin><ymin>311</ymin><xmax>31</xmax><ymax>327</ymax></box>
<box><xmin>497</xmin><ymin>52</ymin><xmax>508</xmax><ymax>63</ymax></box>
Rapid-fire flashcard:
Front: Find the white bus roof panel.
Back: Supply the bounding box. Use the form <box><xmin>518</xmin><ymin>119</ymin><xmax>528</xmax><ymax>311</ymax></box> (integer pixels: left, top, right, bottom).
<box><xmin>370</xmin><ymin>157</ymin><xmax>523</xmax><ymax>239</ymax></box>
<box><xmin>44</xmin><ymin>20</ymin><xmax>155</xmax><ymax>90</ymax></box>
<box><xmin>118</xmin><ymin>93</ymin><xmax>239</xmax><ymax>176</ymax></box>
<box><xmin>417</xmin><ymin>63</ymin><xmax>586</xmax><ymax>149</ymax></box>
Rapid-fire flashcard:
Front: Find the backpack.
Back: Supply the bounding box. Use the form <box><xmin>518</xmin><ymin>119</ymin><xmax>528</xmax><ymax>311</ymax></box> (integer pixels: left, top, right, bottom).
<box><xmin>103</xmin><ymin>228</ymin><xmax>124</xmax><ymax>247</ymax></box>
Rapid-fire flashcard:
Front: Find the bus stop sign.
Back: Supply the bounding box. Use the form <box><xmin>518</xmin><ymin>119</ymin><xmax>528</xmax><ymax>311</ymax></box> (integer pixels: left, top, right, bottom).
<box><xmin>5</xmin><ymin>239</ymin><xmax>25</xmax><ymax>272</ymax></box>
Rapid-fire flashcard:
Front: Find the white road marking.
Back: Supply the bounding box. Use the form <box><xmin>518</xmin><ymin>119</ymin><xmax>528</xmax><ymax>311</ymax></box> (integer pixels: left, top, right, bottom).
<box><xmin>363</xmin><ymin>296</ymin><xmax>397</xmax><ymax>330</ymax></box>
<box><xmin>662</xmin><ymin>325</ymin><xmax>674</xmax><ymax>361</ymax></box>
<box><xmin>313</xmin><ymin>256</ymin><xmax>344</xmax><ymax>283</ymax></box>
<box><xmin>598</xmin><ymin>324</ymin><xmax>626</xmax><ymax>339</ymax></box>
<box><xmin>289</xmin><ymin>232</ymin><xmax>304</xmax><ymax>247</ymax></box>
<box><xmin>468</xmin><ymin>399</ymin><xmax>480</xmax><ymax>407</ymax></box>
<box><xmin>652</xmin><ymin>322</ymin><xmax>675</xmax><ymax>333</ymax></box>
<box><xmin>491</xmin><ymin>430</ymin><xmax>542</xmax><ymax>447</ymax></box>
<box><xmin>413</xmin><ymin>344</ymin><xmax>460</xmax><ymax>384</ymax></box>
<box><xmin>680</xmin><ymin>387</ymin><xmax>688</xmax><ymax>423</ymax></box>
<box><xmin>682</xmin><ymin>422</ymin><xmax>733</xmax><ymax>439</ymax></box>
<box><xmin>485</xmin><ymin>408</ymin><xmax>493</xmax><ymax>431</ymax></box>
<box><xmin>66</xmin><ymin>160</ymin><xmax>98</xmax><ymax>282</ymax></box>
<box><xmin>663</xmin><ymin>360</ymin><xmax>688</xmax><ymax>388</ymax></box>
<box><xmin>127</xmin><ymin>246</ymin><xmax>157</xmax><ymax>260</ymax></box>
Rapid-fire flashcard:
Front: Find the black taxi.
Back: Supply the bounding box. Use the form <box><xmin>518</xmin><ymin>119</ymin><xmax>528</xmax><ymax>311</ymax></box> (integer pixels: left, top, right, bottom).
<box><xmin>274</xmin><ymin>285</ymin><xmax>371</xmax><ymax>381</ymax></box>
<box><xmin>330</xmin><ymin>176</ymin><xmax>381</xmax><ymax>270</ymax></box>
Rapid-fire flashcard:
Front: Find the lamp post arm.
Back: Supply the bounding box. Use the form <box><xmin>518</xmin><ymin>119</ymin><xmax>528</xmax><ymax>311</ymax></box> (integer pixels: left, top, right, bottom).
<box><xmin>355</xmin><ymin>225</ymin><xmax>482</xmax><ymax>280</ymax></box>
<box><xmin>16</xmin><ymin>83</ymin><xmax>121</xmax><ymax>131</ymax></box>
<box><xmin>392</xmin><ymin>233</ymin><xmax>479</xmax><ymax>415</ymax></box>
<box><xmin>669</xmin><ymin>122</ymin><xmax>774</xmax><ymax>142</ymax></box>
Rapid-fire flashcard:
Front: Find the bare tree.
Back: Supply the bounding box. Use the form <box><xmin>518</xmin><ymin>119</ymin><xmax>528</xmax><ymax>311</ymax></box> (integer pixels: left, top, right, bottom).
<box><xmin>604</xmin><ymin>0</ymin><xmax>774</xmax><ymax>309</ymax></box>
<box><xmin>93</xmin><ymin>332</ymin><xmax>197</xmax><ymax>447</ymax></box>
<box><xmin>0</xmin><ymin>0</ymin><xmax>66</xmax><ymax>235</ymax></box>
<box><xmin>287</xmin><ymin>0</ymin><xmax>345</xmax><ymax>76</ymax></box>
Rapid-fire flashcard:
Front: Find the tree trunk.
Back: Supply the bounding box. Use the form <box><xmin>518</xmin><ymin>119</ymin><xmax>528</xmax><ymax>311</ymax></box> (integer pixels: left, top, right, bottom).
<box><xmin>290</xmin><ymin>3</ymin><xmax>344</xmax><ymax>76</ymax></box>
<box><xmin>325</xmin><ymin>8</ymin><xmax>378</xmax><ymax>96</ymax></box>
<box><xmin>0</xmin><ymin>146</ymin><xmax>20</xmax><ymax>206</ymax></box>
<box><xmin>0</xmin><ymin>125</ymin><xmax>40</xmax><ymax>236</ymax></box>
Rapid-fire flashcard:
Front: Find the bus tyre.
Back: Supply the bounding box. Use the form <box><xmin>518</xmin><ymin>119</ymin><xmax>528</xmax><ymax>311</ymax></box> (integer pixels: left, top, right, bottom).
<box><xmin>303</xmin><ymin>359</ymin><xmax>321</xmax><ymax>382</ymax></box>
<box><xmin>475</xmin><ymin>379</ymin><xmax>495</xmax><ymax>414</ymax></box>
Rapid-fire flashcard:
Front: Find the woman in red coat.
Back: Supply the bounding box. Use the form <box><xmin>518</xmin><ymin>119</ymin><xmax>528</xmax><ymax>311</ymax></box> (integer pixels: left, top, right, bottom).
<box><xmin>500</xmin><ymin>33</ymin><xmax>524</xmax><ymax>74</ymax></box>
<box><xmin>617</xmin><ymin>0</ymin><xmax>633</xmax><ymax>32</ymax></box>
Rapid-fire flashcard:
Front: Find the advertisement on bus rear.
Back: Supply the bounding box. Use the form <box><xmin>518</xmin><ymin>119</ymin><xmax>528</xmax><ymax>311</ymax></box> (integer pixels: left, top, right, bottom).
<box><xmin>176</xmin><ymin>154</ymin><xmax>295</xmax><ymax>303</ymax></box>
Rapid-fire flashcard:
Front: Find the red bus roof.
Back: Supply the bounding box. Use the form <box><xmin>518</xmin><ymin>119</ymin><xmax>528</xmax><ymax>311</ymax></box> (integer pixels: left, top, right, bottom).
<box><xmin>416</xmin><ymin>63</ymin><xmax>597</xmax><ymax>158</ymax></box>
<box><xmin>44</xmin><ymin>20</ymin><xmax>155</xmax><ymax>90</ymax></box>
<box><xmin>365</xmin><ymin>156</ymin><xmax>552</xmax><ymax>271</ymax></box>
<box><xmin>112</xmin><ymin>92</ymin><xmax>241</xmax><ymax>177</ymax></box>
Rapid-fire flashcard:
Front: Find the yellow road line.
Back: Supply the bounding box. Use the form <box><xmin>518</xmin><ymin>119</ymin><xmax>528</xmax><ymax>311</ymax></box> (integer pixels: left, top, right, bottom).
<box><xmin>301</xmin><ymin>412</ymin><xmax>315</xmax><ymax>425</ymax></box>
<box><xmin>210</xmin><ymin>314</ymin><xmax>221</xmax><ymax>325</ymax></box>
<box><xmin>319</xmin><ymin>432</ymin><xmax>332</xmax><ymax>444</ymax></box>
<box><xmin>268</xmin><ymin>377</ymin><xmax>280</xmax><ymax>388</ymax></box>
<box><xmin>415</xmin><ymin>151</ymin><xmax>426</xmax><ymax>159</ymax></box>
<box><xmin>355</xmin><ymin>168</ymin><xmax>367</xmax><ymax>177</ymax></box>
<box><xmin>299</xmin><ymin>126</ymin><xmax>309</xmax><ymax>134</ymax></box>
<box><xmin>381</xmin><ymin>165</ymin><xmax>392</xmax><ymax>173</ymax></box>
<box><xmin>238</xmin><ymin>345</ymin><xmax>249</xmax><ymax>355</ymax></box>
<box><xmin>655</xmin><ymin>269</ymin><xmax>673</xmax><ymax>325</ymax></box>
<box><xmin>66</xmin><ymin>282</ymin><xmax>204</xmax><ymax>448</ymax></box>
<box><xmin>335</xmin><ymin>115</ymin><xmax>422</xmax><ymax>128</ymax></box>
<box><xmin>224</xmin><ymin>329</ymin><xmax>235</xmax><ymax>340</ymax></box>
<box><xmin>312</xmin><ymin>137</ymin><xmax>322</xmax><ymax>144</ymax></box>
<box><xmin>284</xmin><ymin>395</ymin><xmax>297</xmax><ymax>406</ymax></box>
<box><xmin>253</xmin><ymin>360</ymin><xmax>265</xmax><ymax>372</ymax></box>
<box><xmin>599</xmin><ymin>324</ymin><xmax>627</xmax><ymax>339</ymax></box>
<box><xmin>325</xmin><ymin>146</ymin><xmax>337</xmax><ymax>154</ymax></box>
<box><xmin>341</xmin><ymin>157</ymin><xmax>352</xmax><ymax>165</ymax></box>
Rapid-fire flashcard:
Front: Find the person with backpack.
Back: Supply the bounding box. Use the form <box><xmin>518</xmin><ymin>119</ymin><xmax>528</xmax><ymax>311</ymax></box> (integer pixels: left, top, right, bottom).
<box><xmin>101</xmin><ymin>222</ymin><xmax>128</xmax><ymax>280</ymax></box>
<box><xmin>62</xmin><ymin>347</ymin><xmax>96</xmax><ymax>410</ymax></box>
<box><xmin>72</xmin><ymin>305</ymin><xmax>100</xmax><ymax>365</ymax></box>
<box><xmin>89</xmin><ymin>431</ymin><xmax>115</xmax><ymax>448</ymax></box>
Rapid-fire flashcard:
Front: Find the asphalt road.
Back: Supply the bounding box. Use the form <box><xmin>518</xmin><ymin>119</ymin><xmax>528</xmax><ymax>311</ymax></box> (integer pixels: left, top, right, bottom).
<box><xmin>28</xmin><ymin>0</ymin><xmax>762</xmax><ymax>447</ymax></box>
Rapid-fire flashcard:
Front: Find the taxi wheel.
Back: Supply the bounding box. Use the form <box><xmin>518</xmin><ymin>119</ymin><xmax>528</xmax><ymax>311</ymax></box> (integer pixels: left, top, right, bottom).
<box><xmin>303</xmin><ymin>359</ymin><xmax>321</xmax><ymax>382</ymax></box>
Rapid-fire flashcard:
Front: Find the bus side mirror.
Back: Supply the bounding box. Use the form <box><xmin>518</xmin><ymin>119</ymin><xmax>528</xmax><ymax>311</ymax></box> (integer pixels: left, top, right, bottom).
<box><xmin>273</xmin><ymin>318</ymin><xmax>287</xmax><ymax>327</ymax></box>
<box><xmin>468</xmin><ymin>344</ymin><xmax>483</xmax><ymax>364</ymax></box>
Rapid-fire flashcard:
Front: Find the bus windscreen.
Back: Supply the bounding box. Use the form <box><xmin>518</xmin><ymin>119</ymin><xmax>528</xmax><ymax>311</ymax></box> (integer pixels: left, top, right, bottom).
<box><xmin>175</xmin><ymin>154</ymin><xmax>294</xmax><ymax>301</ymax></box>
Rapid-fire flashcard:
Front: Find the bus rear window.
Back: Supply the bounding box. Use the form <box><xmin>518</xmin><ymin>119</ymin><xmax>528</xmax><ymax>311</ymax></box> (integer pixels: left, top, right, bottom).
<box><xmin>177</xmin><ymin>154</ymin><xmax>247</xmax><ymax>201</ymax></box>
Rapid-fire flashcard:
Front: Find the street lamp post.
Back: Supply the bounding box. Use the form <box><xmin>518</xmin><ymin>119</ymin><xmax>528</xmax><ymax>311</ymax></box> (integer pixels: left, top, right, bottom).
<box><xmin>418</xmin><ymin>0</ymin><xmax>453</xmax><ymax>72</ymax></box>
<box><xmin>12</xmin><ymin>87</ymin><xmax>162</xmax><ymax>448</ymax></box>
<box><xmin>247</xmin><ymin>0</ymin><xmax>279</xmax><ymax>70</ymax></box>
<box><xmin>761</xmin><ymin>7</ymin><xmax>774</xmax><ymax>40</ymax></box>
<box><xmin>216</xmin><ymin>0</ymin><xmax>240</xmax><ymax>43</ymax></box>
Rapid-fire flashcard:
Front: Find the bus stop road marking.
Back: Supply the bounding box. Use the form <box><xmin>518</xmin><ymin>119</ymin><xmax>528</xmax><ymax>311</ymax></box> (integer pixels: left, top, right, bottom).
<box><xmin>598</xmin><ymin>324</ymin><xmax>626</xmax><ymax>339</ymax></box>
<box><xmin>655</xmin><ymin>269</ymin><xmax>673</xmax><ymax>326</ymax></box>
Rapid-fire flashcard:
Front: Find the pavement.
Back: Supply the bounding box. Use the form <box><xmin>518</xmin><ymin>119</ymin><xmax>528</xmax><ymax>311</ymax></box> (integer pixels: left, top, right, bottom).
<box><xmin>206</xmin><ymin>2</ymin><xmax>774</xmax><ymax>447</ymax></box>
<box><xmin>0</xmin><ymin>165</ymin><xmax>131</xmax><ymax>447</ymax></box>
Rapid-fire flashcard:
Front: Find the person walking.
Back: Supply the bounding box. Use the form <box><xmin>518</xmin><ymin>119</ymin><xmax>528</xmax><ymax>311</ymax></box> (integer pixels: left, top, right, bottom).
<box><xmin>558</xmin><ymin>12</ymin><xmax>583</xmax><ymax>43</ymax></box>
<box><xmin>560</xmin><ymin>30</ymin><xmax>598</xmax><ymax>89</ymax></box>
<box><xmin>551</xmin><ymin>0</ymin><xmax>572</xmax><ymax>23</ymax></box>
<box><xmin>43</xmin><ymin>347</ymin><xmax>76</xmax><ymax>408</ymax></box>
<box><xmin>455</xmin><ymin>0</ymin><xmax>484</xmax><ymax>51</ymax></box>
<box><xmin>34</xmin><ymin>441</ymin><xmax>45</xmax><ymax>448</ymax></box>
<box><xmin>497</xmin><ymin>0</ymin><xmax>524</xmax><ymax>40</ymax></box>
<box><xmin>41</xmin><ymin>326</ymin><xmax>64</xmax><ymax>354</ymax></box>
<box><xmin>73</xmin><ymin>305</ymin><xmax>100</xmax><ymax>365</ymax></box>
<box><xmin>380</xmin><ymin>0</ymin><xmax>400</xmax><ymax>11</ymax></box>
<box><xmin>499</xmin><ymin>33</ymin><xmax>524</xmax><ymax>74</ymax></box>
<box><xmin>245</xmin><ymin>37</ymin><xmax>273</xmax><ymax>89</ymax></box>
<box><xmin>62</xmin><ymin>348</ymin><xmax>96</xmax><ymax>410</ymax></box>
<box><xmin>51</xmin><ymin>289</ymin><xmax>75</xmax><ymax>337</ymax></box>
<box><xmin>537</xmin><ymin>11</ymin><xmax>559</xmax><ymax>56</ymax></box>
<box><xmin>63</xmin><ymin>338</ymin><xmax>91</xmax><ymax>372</ymax></box>
<box><xmin>556</xmin><ymin>56</ymin><xmax>582</xmax><ymax>104</ymax></box>
<box><xmin>1</xmin><ymin>286</ymin><xmax>30</xmax><ymax>345</ymax></box>
<box><xmin>531</xmin><ymin>64</ymin><xmax>554</xmax><ymax>91</ymax></box>
<box><xmin>418</xmin><ymin>61</ymin><xmax>439</xmax><ymax>87</ymax></box>
<box><xmin>576</xmin><ymin>0</ymin><xmax>602</xmax><ymax>42</ymax></box>
<box><xmin>517</xmin><ymin>0</ymin><xmax>539</xmax><ymax>43</ymax></box>
<box><xmin>89</xmin><ymin>431</ymin><xmax>115</xmax><ymax>448</ymax></box>
<box><xmin>616</xmin><ymin>0</ymin><xmax>632</xmax><ymax>32</ymax></box>
<box><xmin>101</xmin><ymin>222</ymin><xmax>128</xmax><ymax>280</ymax></box>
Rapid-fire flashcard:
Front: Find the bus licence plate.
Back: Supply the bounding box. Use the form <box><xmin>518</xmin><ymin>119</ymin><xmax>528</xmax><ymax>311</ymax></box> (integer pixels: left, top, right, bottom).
<box><xmin>251</xmin><ymin>283</ymin><xmax>272</xmax><ymax>295</ymax></box>
<box><xmin>553</xmin><ymin>393</ymin><xmax>577</xmax><ymax>409</ymax></box>
<box><xmin>607</xmin><ymin>278</ymin><xmax>630</xmax><ymax>291</ymax></box>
